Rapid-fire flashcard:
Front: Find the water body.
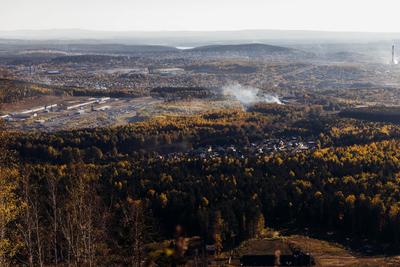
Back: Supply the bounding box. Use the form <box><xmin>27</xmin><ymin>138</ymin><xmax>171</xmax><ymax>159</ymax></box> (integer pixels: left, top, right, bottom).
<box><xmin>176</xmin><ymin>46</ymin><xmax>194</xmax><ymax>50</ymax></box>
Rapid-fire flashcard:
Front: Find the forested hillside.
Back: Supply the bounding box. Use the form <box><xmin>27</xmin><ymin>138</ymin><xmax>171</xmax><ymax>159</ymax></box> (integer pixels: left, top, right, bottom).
<box><xmin>2</xmin><ymin>105</ymin><xmax>400</xmax><ymax>265</ymax></box>
<box><xmin>0</xmin><ymin>79</ymin><xmax>65</xmax><ymax>104</ymax></box>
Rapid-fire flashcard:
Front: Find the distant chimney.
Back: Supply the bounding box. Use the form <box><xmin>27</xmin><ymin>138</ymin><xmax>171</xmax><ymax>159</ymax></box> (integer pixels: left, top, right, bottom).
<box><xmin>392</xmin><ymin>44</ymin><xmax>395</xmax><ymax>64</ymax></box>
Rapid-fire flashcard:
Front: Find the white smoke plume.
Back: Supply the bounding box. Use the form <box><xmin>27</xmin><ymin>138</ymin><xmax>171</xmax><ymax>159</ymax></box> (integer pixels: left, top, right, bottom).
<box><xmin>222</xmin><ymin>83</ymin><xmax>282</xmax><ymax>106</ymax></box>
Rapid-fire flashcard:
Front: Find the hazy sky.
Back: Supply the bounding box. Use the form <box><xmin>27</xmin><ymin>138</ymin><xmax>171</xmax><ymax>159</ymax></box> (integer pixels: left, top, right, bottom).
<box><xmin>1</xmin><ymin>0</ymin><xmax>400</xmax><ymax>32</ymax></box>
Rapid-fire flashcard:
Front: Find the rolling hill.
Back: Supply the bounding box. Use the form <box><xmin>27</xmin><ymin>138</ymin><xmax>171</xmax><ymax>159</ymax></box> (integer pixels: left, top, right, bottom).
<box><xmin>190</xmin><ymin>43</ymin><xmax>292</xmax><ymax>53</ymax></box>
<box><xmin>187</xmin><ymin>43</ymin><xmax>311</xmax><ymax>58</ymax></box>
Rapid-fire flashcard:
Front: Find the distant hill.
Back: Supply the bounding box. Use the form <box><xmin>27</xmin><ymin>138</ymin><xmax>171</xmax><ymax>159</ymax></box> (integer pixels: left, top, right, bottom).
<box><xmin>64</xmin><ymin>44</ymin><xmax>178</xmax><ymax>54</ymax></box>
<box><xmin>0</xmin><ymin>42</ymin><xmax>178</xmax><ymax>55</ymax></box>
<box><xmin>190</xmin><ymin>43</ymin><xmax>292</xmax><ymax>53</ymax></box>
<box><xmin>50</xmin><ymin>54</ymin><xmax>125</xmax><ymax>64</ymax></box>
<box><xmin>1</xmin><ymin>29</ymin><xmax>400</xmax><ymax>46</ymax></box>
<box><xmin>187</xmin><ymin>43</ymin><xmax>310</xmax><ymax>59</ymax></box>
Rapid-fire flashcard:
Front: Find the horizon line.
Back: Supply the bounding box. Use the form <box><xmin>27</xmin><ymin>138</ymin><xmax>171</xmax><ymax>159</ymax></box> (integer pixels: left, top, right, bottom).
<box><xmin>2</xmin><ymin>28</ymin><xmax>400</xmax><ymax>34</ymax></box>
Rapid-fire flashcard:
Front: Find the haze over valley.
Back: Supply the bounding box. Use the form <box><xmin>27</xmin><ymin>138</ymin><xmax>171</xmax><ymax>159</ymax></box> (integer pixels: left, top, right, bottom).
<box><xmin>2</xmin><ymin>1</ymin><xmax>400</xmax><ymax>266</ymax></box>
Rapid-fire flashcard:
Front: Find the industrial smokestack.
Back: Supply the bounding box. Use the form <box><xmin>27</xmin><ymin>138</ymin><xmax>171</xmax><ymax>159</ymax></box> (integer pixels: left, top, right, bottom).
<box><xmin>392</xmin><ymin>44</ymin><xmax>395</xmax><ymax>64</ymax></box>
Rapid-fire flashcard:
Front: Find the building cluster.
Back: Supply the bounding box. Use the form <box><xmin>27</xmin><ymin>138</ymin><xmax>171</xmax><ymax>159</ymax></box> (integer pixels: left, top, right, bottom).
<box><xmin>2</xmin><ymin>97</ymin><xmax>111</xmax><ymax>122</ymax></box>
<box><xmin>158</xmin><ymin>137</ymin><xmax>317</xmax><ymax>161</ymax></box>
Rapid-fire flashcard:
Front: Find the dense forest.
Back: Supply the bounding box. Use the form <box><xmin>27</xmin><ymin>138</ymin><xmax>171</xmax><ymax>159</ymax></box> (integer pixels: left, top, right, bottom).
<box><xmin>0</xmin><ymin>78</ymin><xmax>150</xmax><ymax>105</ymax></box>
<box><xmin>340</xmin><ymin>106</ymin><xmax>400</xmax><ymax>124</ymax></box>
<box><xmin>2</xmin><ymin>104</ymin><xmax>400</xmax><ymax>266</ymax></box>
<box><xmin>0</xmin><ymin>79</ymin><xmax>63</xmax><ymax>104</ymax></box>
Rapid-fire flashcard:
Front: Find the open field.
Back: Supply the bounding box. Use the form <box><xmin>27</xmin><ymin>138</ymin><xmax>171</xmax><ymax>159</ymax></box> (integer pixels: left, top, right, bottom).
<box><xmin>220</xmin><ymin>235</ymin><xmax>400</xmax><ymax>266</ymax></box>
<box><xmin>289</xmin><ymin>235</ymin><xmax>400</xmax><ymax>267</ymax></box>
<box><xmin>2</xmin><ymin>95</ymin><xmax>250</xmax><ymax>131</ymax></box>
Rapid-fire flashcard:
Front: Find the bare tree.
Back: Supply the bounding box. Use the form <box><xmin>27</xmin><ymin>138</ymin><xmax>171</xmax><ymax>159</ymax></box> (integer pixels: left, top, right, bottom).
<box><xmin>60</xmin><ymin>164</ymin><xmax>101</xmax><ymax>267</ymax></box>
<box><xmin>46</xmin><ymin>173</ymin><xmax>61</xmax><ymax>266</ymax></box>
<box><xmin>123</xmin><ymin>198</ymin><xmax>146</xmax><ymax>267</ymax></box>
<box><xmin>19</xmin><ymin>170</ymin><xmax>44</xmax><ymax>267</ymax></box>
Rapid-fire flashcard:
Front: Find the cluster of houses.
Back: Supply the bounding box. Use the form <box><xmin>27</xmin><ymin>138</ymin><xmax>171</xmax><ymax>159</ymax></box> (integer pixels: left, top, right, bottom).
<box><xmin>156</xmin><ymin>137</ymin><xmax>317</xmax><ymax>161</ymax></box>
<box><xmin>189</xmin><ymin>138</ymin><xmax>317</xmax><ymax>159</ymax></box>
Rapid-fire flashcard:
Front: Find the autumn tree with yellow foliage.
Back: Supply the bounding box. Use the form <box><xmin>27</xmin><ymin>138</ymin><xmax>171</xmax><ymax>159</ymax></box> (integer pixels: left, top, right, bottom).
<box><xmin>0</xmin><ymin>122</ymin><xmax>23</xmax><ymax>266</ymax></box>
